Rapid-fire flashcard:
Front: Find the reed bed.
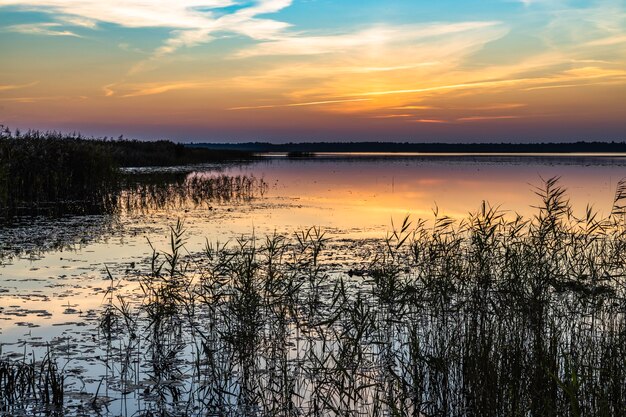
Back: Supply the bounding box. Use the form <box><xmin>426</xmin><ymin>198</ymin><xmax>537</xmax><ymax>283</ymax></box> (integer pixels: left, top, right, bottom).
<box><xmin>0</xmin><ymin>171</ymin><xmax>266</xmax><ymax>263</ymax></box>
<box><xmin>85</xmin><ymin>178</ymin><xmax>626</xmax><ymax>416</ymax></box>
<box><xmin>0</xmin><ymin>127</ymin><xmax>254</xmax><ymax>218</ymax></box>
<box><xmin>0</xmin><ymin>128</ymin><xmax>117</xmax><ymax>218</ymax></box>
<box><xmin>0</xmin><ymin>351</ymin><xmax>64</xmax><ymax>416</ymax></box>
<box><xmin>4</xmin><ymin>178</ymin><xmax>626</xmax><ymax>416</ymax></box>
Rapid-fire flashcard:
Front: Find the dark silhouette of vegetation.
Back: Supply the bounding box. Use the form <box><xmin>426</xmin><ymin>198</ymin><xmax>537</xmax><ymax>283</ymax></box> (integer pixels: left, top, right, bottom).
<box><xmin>286</xmin><ymin>151</ymin><xmax>316</xmax><ymax>158</ymax></box>
<box><xmin>117</xmin><ymin>172</ymin><xmax>267</xmax><ymax>214</ymax></box>
<box><xmin>0</xmin><ymin>128</ymin><xmax>118</xmax><ymax>218</ymax></box>
<box><xmin>105</xmin><ymin>138</ymin><xmax>253</xmax><ymax>167</ymax></box>
<box><xmin>194</xmin><ymin>140</ymin><xmax>626</xmax><ymax>154</ymax></box>
<box><xmin>0</xmin><ymin>171</ymin><xmax>268</xmax><ymax>262</ymax></box>
<box><xmin>0</xmin><ymin>127</ymin><xmax>254</xmax><ymax>218</ymax></box>
<box><xmin>0</xmin><ymin>351</ymin><xmax>64</xmax><ymax>416</ymax></box>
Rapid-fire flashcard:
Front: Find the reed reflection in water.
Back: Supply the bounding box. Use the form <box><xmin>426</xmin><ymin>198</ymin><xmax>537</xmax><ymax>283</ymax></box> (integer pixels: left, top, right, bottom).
<box><xmin>0</xmin><ymin>171</ymin><xmax>267</xmax><ymax>261</ymax></box>
<box><xmin>115</xmin><ymin>172</ymin><xmax>267</xmax><ymax>214</ymax></box>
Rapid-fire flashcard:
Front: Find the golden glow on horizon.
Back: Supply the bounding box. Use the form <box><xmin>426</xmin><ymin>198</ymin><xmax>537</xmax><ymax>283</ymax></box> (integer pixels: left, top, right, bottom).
<box><xmin>1</xmin><ymin>0</ymin><xmax>625</xmax><ymax>140</ymax></box>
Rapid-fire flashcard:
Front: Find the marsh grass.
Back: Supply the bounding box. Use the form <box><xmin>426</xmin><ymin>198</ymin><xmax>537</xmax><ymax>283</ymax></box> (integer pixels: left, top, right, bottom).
<box><xmin>0</xmin><ymin>349</ymin><xmax>64</xmax><ymax>416</ymax></box>
<box><xmin>0</xmin><ymin>128</ymin><xmax>117</xmax><ymax>218</ymax></box>
<box><xmin>0</xmin><ymin>169</ymin><xmax>266</xmax><ymax>262</ymax></box>
<box><xmin>0</xmin><ymin>127</ymin><xmax>255</xmax><ymax>219</ymax></box>
<box><xmin>5</xmin><ymin>177</ymin><xmax>626</xmax><ymax>416</ymax></box>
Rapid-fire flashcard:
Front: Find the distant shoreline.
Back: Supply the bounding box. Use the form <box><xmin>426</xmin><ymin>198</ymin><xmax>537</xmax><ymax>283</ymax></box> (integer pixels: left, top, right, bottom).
<box><xmin>189</xmin><ymin>141</ymin><xmax>626</xmax><ymax>154</ymax></box>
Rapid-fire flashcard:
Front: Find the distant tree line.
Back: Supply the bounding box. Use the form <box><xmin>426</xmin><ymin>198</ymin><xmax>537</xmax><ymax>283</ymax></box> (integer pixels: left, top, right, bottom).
<box><xmin>192</xmin><ymin>141</ymin><xmax>626</xmax><ymax>153</ymax></box>
<box><xmin>104</xmin><ymin>137</ymin><xmax>253</xmax><ymax>167</ymax></box>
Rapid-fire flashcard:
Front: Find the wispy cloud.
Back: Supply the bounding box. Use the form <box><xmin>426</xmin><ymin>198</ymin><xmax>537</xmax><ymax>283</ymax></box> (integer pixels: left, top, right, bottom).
<box><xmin>218</xmin><ymin>20</ymin><xmax>508</xmax><ymax>111</ymax></box>
<box><xmin>457</xmin><ymin>115</ymin><xmax>522</xmax><ymax>122</ymax></box>
<box><xmin>355</xmin><ymin>80</ymin><xmax>523</xmax><ymax>97</ymax></box>
<box><xmin>57</xmin><ymin>15</ymin><xmax>97</xmax><ymax>28</ymax></box>
<box><xmin>459</xmin><ymin>103</ymin><xmax>527</xmax><ymax>110</ymax></box>
<box><xmin>235</xmin><ymin>21</ymin><xmax>501</xmax><ymax>58</ymax></box>
<box><xmin>412</xmin><ymin>119</ymin><xmax>448</xmax><ymax>124</ymax></box>
<box><xmin>585</xmin><ymin>35</ymin><xmax>626</xmax><ymax>47</ymax></box>
<box><xmin>355</xmin><ymin>63</ymin><xmax>439</xmax><ymax>73</ymax></box>
<box><xmin>0</xmin><ymin>95</ymin><xmax>87</xmax><ymax>103</ymax></box>
<box><xmin>0</xmin><ymin>0</ymin><xmax>293</xmax><ymax>59</ymax></box>
<box><xmin>0</xmin><ymin>82</ymin><xmax>38</xmax><ymax>91</ymax></box>
<box><xmin>229</xmin><ymin>98</ymin><xmax>372</xmax><ymax>110</ymax></box>
<box><xmin>5</xmin><ymin>22</ymin><xmax>80</xmax><ymax>37</ymax></box>
<box><xmin>103</xmin><ymin>81</ymin><xmax>216</xmax><ymax>97</ymax></box>
<box><xmin>0</xmin><ymin>0</ymin><xmax>233</xmax><ymax>29</ymax></box>
<box><xmin>369</xmin><ymin>114</ymin><xmax>413</xmax><ymax>119</ymax></box>
<box><xmin>523</xmin><ymin>83</ymin><xmax>583</xmax><ymax>91</ymax></box>
<box><xmin>392</xmin><ymin>105</ymin><xmax>437</xmax><ymax>110</ymax></box>
<box><xmin>353</xmin><ymin>67</ymin><xmax>626</xmax><ymax>98</ymax></box>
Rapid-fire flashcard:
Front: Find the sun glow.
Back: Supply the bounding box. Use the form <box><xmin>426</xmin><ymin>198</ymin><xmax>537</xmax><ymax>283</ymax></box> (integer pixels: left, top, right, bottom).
<box><xmin>1</xmin><ymin>0</ymin><xmax>624</xmax><ymax>140</ymax></box>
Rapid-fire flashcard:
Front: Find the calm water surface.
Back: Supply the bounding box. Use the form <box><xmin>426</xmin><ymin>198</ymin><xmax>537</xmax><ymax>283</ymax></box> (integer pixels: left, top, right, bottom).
<box><xmin>2</xmin><ymin>154</ymin><xmax>626</xmax><ymax>327</ymax></box>
<box><xmin>1</xmin><ymin>153</ymin><xmax>625</xmax><ymax>412</ymax></box>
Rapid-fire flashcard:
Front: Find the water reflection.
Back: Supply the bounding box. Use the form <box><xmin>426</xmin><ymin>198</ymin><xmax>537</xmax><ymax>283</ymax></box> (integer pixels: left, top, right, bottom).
<box><xmin>3</xmin><ymin>154</ymin><xmax>625</xmax><ymax>258</ymax></box>
<box><xmin>116</xmin><ymin>172</ymin><xmax>267</xmax><ymax>214</ymax></box>
<box><xmin>0</xmin><ymin>171</ymin><xmax>267</xmax><ymax>260</ymax></box>
<box><xmin>225</xmin><ymin>154</ymin><xmax>626</xmax><ymax>230</ymax></box>
<box><xmin>2</xmin><ymin>154</ymin><xmax>626</xmax><ymax>416</ymax></box>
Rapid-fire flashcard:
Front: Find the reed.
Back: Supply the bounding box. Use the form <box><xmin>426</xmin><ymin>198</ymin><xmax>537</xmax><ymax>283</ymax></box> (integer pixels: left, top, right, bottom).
<box><xmin>0</xmin><ymin>349</ymin><xmax>64</xmax><ymax>416</ymax></box>
<box><xmin>0</xmin><ymin>127</ymin><xmax>255</xmax><ymax>218</ymax></box>
<box><xmin>116</xmin><ymin>172</ymin><xmax>267</xmax><ymax>214</ymax></box>
<box><xmin>0</xmin><ymin>127</ymin><xmax>117</xmax><ymax>218</ymax></box>
<box><xmin>4</xmin><ymin>177</ymin><xmax>626</xmax><ymax>416</ymax></box>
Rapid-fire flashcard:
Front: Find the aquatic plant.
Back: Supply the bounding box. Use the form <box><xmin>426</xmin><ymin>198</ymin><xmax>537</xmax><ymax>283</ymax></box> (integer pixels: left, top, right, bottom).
<box><xmin>0</xmin><ymin>127</ymin><xmax>254</xmax><ymax>218</ymax></box>
<box><xmin>0</xmin><ymin>350</ymin><xmax>64</xmax><ymax>416</ymax></box>
<box><xmin>116</xmin><ymin>172</ymin><xmax>268</xmax><ymax>214</ymax></box>
<box><xmin>0</xmin><ymin>127</ymin><xmax>118</xmax><ymax>218</ymax></box>
<box><xmin>4</xmin><ymin>177</ymin><xmax>626</xmax><ymax>416</ymax></box>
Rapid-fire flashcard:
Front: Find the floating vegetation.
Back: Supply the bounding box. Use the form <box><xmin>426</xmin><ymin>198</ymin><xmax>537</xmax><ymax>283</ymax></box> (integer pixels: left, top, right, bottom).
<box><xmin>286</xmin><ymin>151</ymin><xmax>315</xmax><ymax>158</ymax></box>
<box><xmin>0</xmin><ymin>215</ymin><xmax>119</xmax><ymax>263</ymax></box>
<box><xmin>3</xmin><ymin>177</ymin><xmax>623</xmax><ymax>415</ymax></box>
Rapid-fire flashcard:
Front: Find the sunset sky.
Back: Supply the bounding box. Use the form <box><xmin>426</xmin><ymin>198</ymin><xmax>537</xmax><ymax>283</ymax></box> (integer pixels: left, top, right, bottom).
<box><xmin>1</xmin><ymin>0</ymin><xmax>625</xmax><ymax>142</ymax></box>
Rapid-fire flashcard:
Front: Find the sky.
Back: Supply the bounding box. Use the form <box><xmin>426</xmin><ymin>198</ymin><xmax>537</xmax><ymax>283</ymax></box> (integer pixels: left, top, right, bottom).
<box><xmin>0</xmin><ymin>0</ymin><xmax>625</xmax><ymax>142</ymax></box>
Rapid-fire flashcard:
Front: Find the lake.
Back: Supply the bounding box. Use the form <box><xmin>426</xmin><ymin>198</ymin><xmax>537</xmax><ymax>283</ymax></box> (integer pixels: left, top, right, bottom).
<box><xmin>2</xmin><ymin>153</ymin><xmax>626</xmax><ymax>416</ymax></box>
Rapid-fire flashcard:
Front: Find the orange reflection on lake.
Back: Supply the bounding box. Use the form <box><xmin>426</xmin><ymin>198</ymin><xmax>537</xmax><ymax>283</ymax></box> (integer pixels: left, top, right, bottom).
<box><xmin>215</xmin><ymin>154</ymin><xmax>626</xmax><ymax>238</ymax></box>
